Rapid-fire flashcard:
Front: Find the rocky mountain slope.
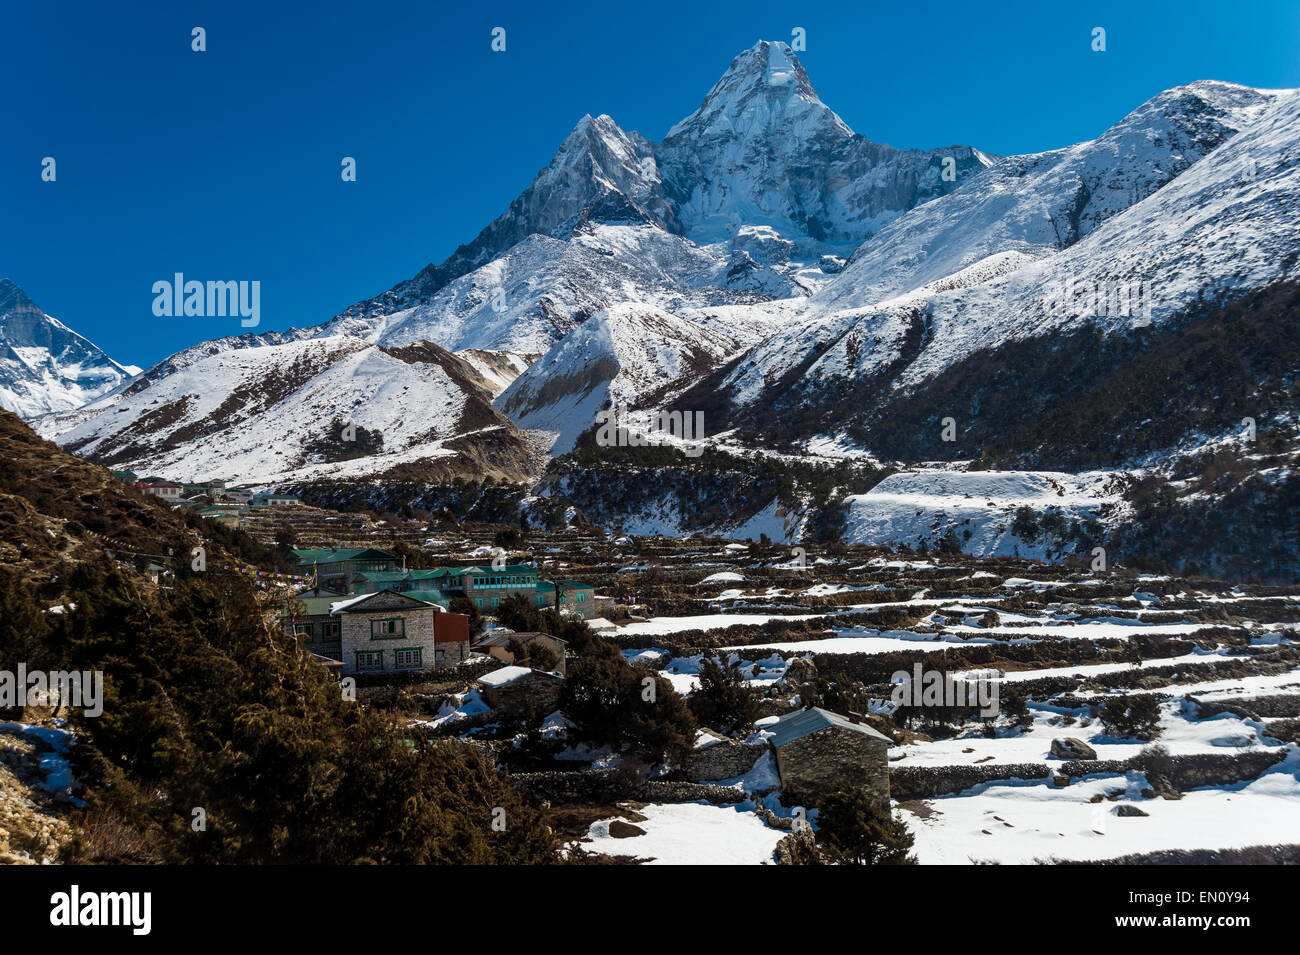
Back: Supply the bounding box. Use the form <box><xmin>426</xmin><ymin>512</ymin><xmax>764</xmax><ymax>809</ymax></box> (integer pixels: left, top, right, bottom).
<box><xmin>685</xmin><ymin>85</ymin><xmax>1300</xmax><ymax>451</ymax></box>
<box><xmin>35</xmin><ymin>335</ymin><xmax>541</xmax><ymax>485</ymax></box>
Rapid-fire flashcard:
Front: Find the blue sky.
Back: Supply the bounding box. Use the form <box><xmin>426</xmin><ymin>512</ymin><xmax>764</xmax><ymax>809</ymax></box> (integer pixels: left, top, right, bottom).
<box><xmin>3</xmin><ymin>0</ymin><xmax>1298</xmax><ymax>366</ymax></box>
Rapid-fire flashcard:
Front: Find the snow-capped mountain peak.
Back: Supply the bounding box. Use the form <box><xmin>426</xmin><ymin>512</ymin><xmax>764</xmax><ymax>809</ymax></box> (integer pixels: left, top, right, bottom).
<box><xmin>320</xmin><ymin>40</ymin><xmax>993</xmax><ymax>352</ymax></box>
<box><xmin>0</xmin><ymin>279</ymin><xmax>140</xmax><ymax>418</ymax></box>
<box><xmin>654</xmin><ymin>41</ymin><xmax>993</xmax><ymax>249</ymax></box>
<box><xmin>665</xmin><ymin>40</ymin><xmax>841</xmax><ymax>140</ymax></box>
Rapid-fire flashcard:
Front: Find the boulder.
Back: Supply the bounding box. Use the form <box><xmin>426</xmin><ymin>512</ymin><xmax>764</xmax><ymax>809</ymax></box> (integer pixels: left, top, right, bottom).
<box><xmin>783</xmin><ymin>657</ymin><xmax>818</xmax><ymax>686</ymax></box>
<box><xmin>607</xmin><ymin>820</ymin><xmax>646</xmax><ymax>839</ymax></box>
<box><xmin>1050</xmin><ymin>737</ymin><xmax>1098</xmax><ymax>760</ymax></box>
<box><xmin>1115</xmin><ymin>804</ymin><xmax>1149</xmax><ymax>817</ymax></box>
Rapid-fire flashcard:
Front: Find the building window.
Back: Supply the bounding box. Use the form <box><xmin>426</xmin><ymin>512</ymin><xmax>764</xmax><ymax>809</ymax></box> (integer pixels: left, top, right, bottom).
<box><xmin>577</xmin><ymin>592</ymin><xmax>587</xmax><ymax>603</ymax></box>
<box><xmin>371</xmin><ymin>617</ymin><xmax>405</xmax><ymax>639</ymax></box>
<box><xmin>394</xmin><ymin>648</ymin><xmax>422</xmax><ymax>670</ymax></box>
<box><xmin>324</xmin><ymin>621</ymin><xmax>340</xmax><ymax>638</ymax></box>
<box><xmin>355</xmin><ymin>650</ymin><xmax>384</xmax><ymax>672</ymax></box>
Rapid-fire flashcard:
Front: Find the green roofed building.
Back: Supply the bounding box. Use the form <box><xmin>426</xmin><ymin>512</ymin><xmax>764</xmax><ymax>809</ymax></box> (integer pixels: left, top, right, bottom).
<box><xmin>534</xmin><ymin>578</ymin><xmax>598</xmax><ymax>617</ymax></box>
<box><xmin>290</xmin><ymin>548</ymin><xmax>399</xmax><ymax>595</ymax></box>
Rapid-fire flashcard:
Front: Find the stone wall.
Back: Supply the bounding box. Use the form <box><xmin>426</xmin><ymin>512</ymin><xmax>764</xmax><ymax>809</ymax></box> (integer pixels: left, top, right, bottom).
<box><xmin>433</xmin><ymin>639</ymin><xmax>469</xmax><ymax>669</ymax></box>
<box><xmin>890</xmin><ymin>763</ymin><xmax>1051</xmax><ymax>801</ymax></box>
<box><xmin>684</xmin><ymin>741</ymin><xmax>768</xmax><ymax>782</ymax></box>
<box><xmin>889</xmin><ymin>748</ymin><xmax>1288</xmax><ymax>801</ymax></box>
<box><xmin>482</xmin><ymin>673</ymin><xmax>563</xmax><ymax>716</ymax></box>
<box><xmin>508</xmin><ymin>770</ymin><xmax>746</xmax><ymax>806</ymax></box>
<box><xmin>1192</xmin><ymin>693</ymin><xmax>1300</xmax><ymax>720</ymax></box>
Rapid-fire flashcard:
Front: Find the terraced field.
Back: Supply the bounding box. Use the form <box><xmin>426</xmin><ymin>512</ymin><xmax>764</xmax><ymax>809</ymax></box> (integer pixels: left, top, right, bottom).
<box><xmin>416</xmin><ymin>531</ymin><xmax>1300</xmax><ymax>864</ymax></box>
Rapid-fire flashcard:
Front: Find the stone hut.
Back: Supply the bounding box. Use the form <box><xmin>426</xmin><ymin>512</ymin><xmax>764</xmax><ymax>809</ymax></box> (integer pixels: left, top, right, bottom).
<box><xmin>476</xmin><ymin>666</ymin><xmax>564</xmax><ymax>716</ymax></box>
<box><xmin>769</xmin><ymin>706</ymin><xmax>891</xmax><ymax>807</ymax></box>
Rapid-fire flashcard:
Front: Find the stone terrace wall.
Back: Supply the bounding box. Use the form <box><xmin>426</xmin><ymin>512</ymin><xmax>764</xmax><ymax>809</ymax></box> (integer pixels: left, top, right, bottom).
<box><xmin>508</xmin><ymin>770</ymin><xmax>746</xmax><ymax>806</ymax></box>
<box><xmin>890</xmin><ymin>748</ymin><xmax>1288</xmax><ymax>800</ymax></box>
<box><xmin>891</xmin><ymin>763</ymin><xmax>1051</xmax><ymax>801</ymax></box>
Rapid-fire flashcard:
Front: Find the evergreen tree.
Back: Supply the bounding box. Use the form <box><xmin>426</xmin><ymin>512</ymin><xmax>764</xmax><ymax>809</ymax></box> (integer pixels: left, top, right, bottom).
<box><xmin>816</xmin><ymin>782</ymin><xmax>917</xmax><ymax>865</ymax></box>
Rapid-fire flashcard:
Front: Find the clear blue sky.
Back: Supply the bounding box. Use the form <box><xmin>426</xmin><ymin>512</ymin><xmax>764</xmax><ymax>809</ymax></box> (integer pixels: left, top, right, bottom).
<box><xmin>3</xmin><ymin>0</ymin><xmax>1297</xmax><ymax>367</ymax></box>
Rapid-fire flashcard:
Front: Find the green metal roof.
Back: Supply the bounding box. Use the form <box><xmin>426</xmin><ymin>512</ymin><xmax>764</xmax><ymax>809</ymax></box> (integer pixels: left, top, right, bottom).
<box><xmin>290</xmin><ymin>547</ymin><xmax>396</xmax><ymax>565</ymax></box>
<box><xmin>402</xmin><ymin>589</ymin><xmax>448</xmax><ymax>605</ymax></box>
<box><xmin>535</xmin><ymin>579</ymin><xmax>593</xmax><ymax>592</ymax></box>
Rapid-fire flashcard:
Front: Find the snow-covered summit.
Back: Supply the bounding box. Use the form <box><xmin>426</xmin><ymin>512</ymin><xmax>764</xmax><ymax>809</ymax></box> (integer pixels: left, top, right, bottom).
<box><xmin>0</xmin><ymin>279</ymin><xmax>140</xmax><ymax>418</ymax></box>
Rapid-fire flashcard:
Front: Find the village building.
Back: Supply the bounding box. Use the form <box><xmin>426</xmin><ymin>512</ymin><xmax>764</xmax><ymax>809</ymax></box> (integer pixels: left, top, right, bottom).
<box><xmin>290</xmin><ymin>548</ymin><xmax>400</xmax><ymax>594</ymax></box>
<box><xmin>139</xmin><ymin>479</ymin><xmax>183</xmax><ymax>502</ymax></box>
<box><xmin>473</xmin><ymin>630</ymin><xmax>568</xmax><ymax>675</ymax></box>
<box><xmin>196</xmin><ymin>505</ymin><xmax>240</xmax><ymax>529</ymax></box>
<box><xmin>283</xmin><ymin>588</ymin><xmax>468</xmax><ymax>673</ymax></box>
<box><xmin>534</xmin><ymin>579</ymin><xmax>605</xmax><ymax>618</ymax></box>
<box><xmin>261</xmin><ymin>493</ymin><xmax>301</xmax><ymax>507</ymax></box>
<box><xmin>442</xmin><ymin>564</ymin><xmax>540</xmax><ymax>608</ymax></box>
<box><xmin>284</xmin><ymin>595</ymin><xmax>345</xmax><ymax>658</ymax></box>
<box><xmin>331</xmin><ymin>589</ymin><xmax>469</xmax><ymax>674</ymax></box>
<box><xmin>475</xmin><ymin>666</ymin><xmax>564</xmax><ymax>715</ymax></box>
<box><xmin>768</xmin><ymin>706</ymin><xmax>891</xmax><ymax>807</ymax></box>
<box><xmin>292</xmin><ymin>551</ymin><xmax>603</xmax><ymax>618</ymax></box>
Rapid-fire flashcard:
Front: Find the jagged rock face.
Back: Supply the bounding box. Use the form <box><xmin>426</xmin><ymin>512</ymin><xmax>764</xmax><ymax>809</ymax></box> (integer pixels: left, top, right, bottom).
<box><xmin>326</xmin><ymin>115</ymin><xmax>679</xmax><ymax>327</ymax></box>
<box><xmin>320</xmin><ymin>216</ymin><xmax>799</xmax><ymax>355</ymax></box>
<box><xmin>0</xmin><ymin>280</ymin><xmax>139</xmax><ymax>418</ymax></box>
<box><xmin>692</xmin><ymin>85</ymin><xmax>1300</xmax><ymax>438</ymax></box>
<box><xmin>654</xmin><ymin>40</ymin><xmax>991</xmax><ymax>248</ymax></box>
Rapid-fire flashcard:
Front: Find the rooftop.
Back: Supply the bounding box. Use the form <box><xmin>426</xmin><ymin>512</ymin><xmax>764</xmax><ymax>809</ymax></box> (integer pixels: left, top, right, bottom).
<box><xmin>768</xmin><ymin>706</ymin><xmax>892</xmax><ymax>748</ymax></box>
<box><xmin>476</xmin><ymin>665</ymin><xmax>552</xmax><ymax>688</ymax></box>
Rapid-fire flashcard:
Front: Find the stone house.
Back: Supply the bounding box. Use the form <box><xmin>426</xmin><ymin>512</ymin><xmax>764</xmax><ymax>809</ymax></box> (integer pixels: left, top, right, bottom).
<box><xmin>472</xmin><ymin>630</ymin><xmax>568</xmax><ymax>675</ymax></box>
<box><xmin>769</xmin><ymin>706</ymin><xmax>891</xmax><ymax>807</ymax></box>
<box><xmin>329</xmin><ymin>589</ymin><xmax>469</xmax><ymax>675</ymax></box>
<box><xmin>475</xmin><ymin>666</ymin><xmax>564</xmax><ymax>715</ymax></box>
<box><xmin>139</xmin><ymin>479</ymin><xmax>183</xmax><ymax>502</ymax></box>
<box><xmin>283</xmin><ymin>595</ymin><xmax>344</xmax><ymax>658</ymax></box>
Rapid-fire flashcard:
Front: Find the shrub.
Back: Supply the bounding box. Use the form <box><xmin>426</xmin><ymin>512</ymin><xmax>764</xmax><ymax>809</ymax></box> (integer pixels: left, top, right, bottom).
<box><xmin>688</xmin><ymin>656</ymin><xmax>761</xmax><ymax>735</ymax></box>
<box><xmin>816</xmin><ymin>782</ymin><xmax>917</xmax><ymax>865</ymax></box>
<box><xmin>1099</xmin><ymin>693</ymin><xmax>1163</xmax><ymax>741</ymax></box>
<box><xmin>559</xmin><ymin>642</ymin><xmax>696</xmax><ymax>764</ymax></box>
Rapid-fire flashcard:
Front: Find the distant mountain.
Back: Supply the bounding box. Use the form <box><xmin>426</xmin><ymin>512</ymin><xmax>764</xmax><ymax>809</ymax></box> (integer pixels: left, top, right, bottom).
<box><xmin>0</xmin><ymin>279</ymin><xmax>140</xmax><ymax>417</ymax></box>
<box><xmin>654</xmin><ymin>40</ymin><xmax>993</xmax><ymax>247</ymax></box>
<box><xmin>31</xmin><ymin>41</ymin><xmax>1300</xmax><ymax>581</ymax></box>
<box><xmin>34</xmin><ymin>335</ymin><xmax>541</xmax><ymax>485</ymax></box>
<box><xmin>814</xmin><ymin>80</ymin><xmax>1282</xmax><ymax>311</ymax></box>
